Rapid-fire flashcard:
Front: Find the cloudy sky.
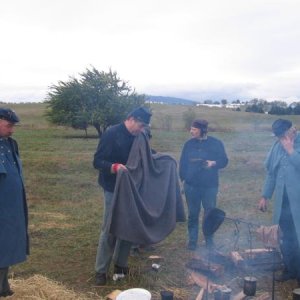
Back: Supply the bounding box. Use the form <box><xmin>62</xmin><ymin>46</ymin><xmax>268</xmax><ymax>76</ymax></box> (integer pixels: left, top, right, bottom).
<box><xmin>1</xmin><ymin>0</ymin><xmax>300</xmax><ymax>103</ymax></box>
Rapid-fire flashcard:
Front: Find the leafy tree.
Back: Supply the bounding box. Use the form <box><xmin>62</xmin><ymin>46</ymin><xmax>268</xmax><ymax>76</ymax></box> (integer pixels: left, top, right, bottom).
<box><xmin>204</xmin><ymin>99</ymin><xmax>213</xmax><ymax>104</ymax></box>
<box><xmin>221</xmin><ymin>99</ymin><xmax>227</xmax><ymax>106</ymax></box>
<box><xmin>46</xmin><ymin>67</ymin><xmax>146</xmax><ymax>137</ymax></box>
<box><xmin>245</xmin><ymin>104</ymin><xmax>264</xmax><ymax>113</ymax></box>
<box><xmin>268</xmin><ymin>104</ymin><xmax>291</xmax><ymax>115</ymax></box>
<box><xmin>293</xmin><ymin>103</ymin><xmax>300</xmax><ymax>115</ymax></box>
<box><xmin>182</xmin><ymin>108</ymin><xmax>196</xmax><ymax>130</ymax></box>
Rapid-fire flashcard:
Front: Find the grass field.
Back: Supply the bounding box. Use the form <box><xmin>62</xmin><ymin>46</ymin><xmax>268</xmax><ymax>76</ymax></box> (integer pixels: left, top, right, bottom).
<box><xmin>6</xmin><ymin>103</ymin><xmax>300</xmax><ymax>299</ymax></box>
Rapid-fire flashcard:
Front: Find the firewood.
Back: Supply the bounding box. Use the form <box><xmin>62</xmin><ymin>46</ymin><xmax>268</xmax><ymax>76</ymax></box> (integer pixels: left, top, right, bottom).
<box><xmin>195</xmin><ymin>288</ymin><xmax>205</xmax><ymax>300</ymax></box>
<box><xmin>244</xmin><ymin>248</ymin><xmax>272</xmax><ymax>254</ymax></box>
<box><xmin>255</xmin><ymin>292</ymin><xmax>271</xmax><ymax>300</ymax></box>
<box><xmin>148</xmin><ymin>255</ymin><xmax>163</xmax><ymax>260</ymax></box>
<box><xmin>256</xmin><ymin>224</ymin><xmax>280</xmax><ymax>248</ymax></box>
<box><xmin>187</xmin><ymin>271</ymin><xmax>220</xmax><ymax>293</ymax></box>
<box><xmin>186</xmin><ymin>258</ymin><xmax>224</xmax><ymax>277</ymax></box>
<box><xmin>232</xmin><ymin>290</ymin><xmax>246</xmax><ymax>300</ymax></box>
<box><xmin>230</xmin><ymin>251</ymin><xmax>244</xmax><ymax>266</ymax></box>
<box><xmin>105</xmin><ymin>289</ymin><xmax>122</xmax><ymax>300</ymax></box>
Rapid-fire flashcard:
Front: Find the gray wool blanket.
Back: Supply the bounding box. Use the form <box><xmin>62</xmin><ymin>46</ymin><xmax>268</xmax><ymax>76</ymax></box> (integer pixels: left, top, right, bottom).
<box><xmin>108</xmin><ymin>133</ymin><xmax>186</xmax><ymax>245</ymax></box>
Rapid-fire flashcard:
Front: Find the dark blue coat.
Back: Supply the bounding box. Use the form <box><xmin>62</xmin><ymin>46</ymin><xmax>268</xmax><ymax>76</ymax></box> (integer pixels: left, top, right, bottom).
<box><xmin>0</xmin><ymin>137</ymin><xmax>29</xmax><ymax>268</ymax></box>
<box><xmin>179</xmin><ymin>136</ymin><xmax>228</xmax><ymax>187</ymax></box>
<box><xmin>262</xmin><ymin>133</ymin><xmax>300</xmax><ymax>247</ymax></box>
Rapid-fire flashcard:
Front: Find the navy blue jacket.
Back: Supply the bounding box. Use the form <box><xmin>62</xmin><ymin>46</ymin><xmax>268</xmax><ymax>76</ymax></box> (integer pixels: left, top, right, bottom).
<box><xmin>93</xmin><ymin>123</ymin><xmax>135</xmax><ymax>192</ymax></box>
<box><xmin>0</xmin><ymin>137</ymin><xmax>29</xmax><ymax>268</ymax></box>
<box><xmin>179</xmin><ymin>136</ymin><xmax>228</xmax><ymax>187</ymax></box>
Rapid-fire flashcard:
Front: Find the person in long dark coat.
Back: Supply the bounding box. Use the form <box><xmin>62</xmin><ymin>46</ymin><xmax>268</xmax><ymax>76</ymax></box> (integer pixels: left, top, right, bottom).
<box><xmin>258</xmin><ymin>119</ymin><xmax>300</xmax><ymax>285</ymax></box>
<box><xmin>0</xmin><ymin>108</ymin><xmax>29</xmax><ymax>297</ymax></box>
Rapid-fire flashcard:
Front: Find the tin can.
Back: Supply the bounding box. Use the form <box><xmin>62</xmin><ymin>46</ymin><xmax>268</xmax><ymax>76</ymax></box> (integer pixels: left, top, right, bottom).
<box><xmin>152</xmin><ymin>263</ymin><xmax>161</xmax><ymax>271</ymax></box>
<box><xmin>113</xmin><ymin>273</ymin><xmax>125</xmax><ymax>281</ymax></box>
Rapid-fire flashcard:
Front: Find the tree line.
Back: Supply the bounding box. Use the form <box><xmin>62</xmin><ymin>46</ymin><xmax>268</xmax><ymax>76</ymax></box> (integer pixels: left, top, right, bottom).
<box><xmin>245</xmin><ymin>98</ymin><xmax>300</xmax><ymax>115</ymax></box>
<box><xmin>46</xmin><ymin>67</ymin><xmax>299</xmax><ymax>137</ymax></box>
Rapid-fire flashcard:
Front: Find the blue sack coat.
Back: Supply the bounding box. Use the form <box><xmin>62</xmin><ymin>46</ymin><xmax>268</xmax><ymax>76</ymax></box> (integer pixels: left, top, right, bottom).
<box><xmin>262</xmin><ymin>133</ymin><xmax>300</xmax><ymax>246</ymax></box>
<box><xmin>0</xmin><ymin>137</ymin><xmax>29</xmax><ymax>268</ymax></box>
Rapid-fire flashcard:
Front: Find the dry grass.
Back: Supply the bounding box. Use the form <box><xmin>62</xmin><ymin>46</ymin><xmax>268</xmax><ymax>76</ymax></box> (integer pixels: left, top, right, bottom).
<box><xmin>9</xmin><ymin>275</ymin><xmax>101</xmax><ymax>299</ymax></box>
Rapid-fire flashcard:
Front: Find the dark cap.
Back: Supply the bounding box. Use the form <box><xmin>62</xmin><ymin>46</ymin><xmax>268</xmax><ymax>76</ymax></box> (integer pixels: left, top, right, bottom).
<box><xmin>0</xmin><ymin>108</ymin><xmax>20</xmax><ymax>123</ymax></box>
<box><xmin>272</xmin><ymin>119</ymin><xmax>292</xmax><ymax>137</ymax></box>
<box><xmin>191</xmin><ymin>119</ymin><xmax>208</xmax><ymax>129</ymax></box>
<box><xmin>128</xmin><ymin>106</ymin><xmax>152</xmax><ymax>125</ymax></box>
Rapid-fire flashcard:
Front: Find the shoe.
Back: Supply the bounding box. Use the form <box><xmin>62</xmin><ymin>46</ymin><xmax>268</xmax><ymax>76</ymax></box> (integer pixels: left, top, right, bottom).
<box><xmin>187</xmin><ymin>242</ymin><xmax>197</xmax><ymax>251</ymax></box>
<box><xmin>0</xmin><ymin>289</ymin><xmax>14</xmax><ymax>297</ymax></box>
<box><xmin>274</xmin><ymin>271</ymin><xmax>296</xmax><ymax>282</ymax></box>
<box><xmin>114</xmin><ymin>265</ymin><xmax>129</xmax><ymax>275</ymax></box>
<box><xmin>95</xmin><ymin>272</ymin><xmax>107</xmax><ymax>285</ymax></box>
<box><xmin>205</xmin><ymin>236</ymin><xmax>215</xmax><ymax>249</ymax></box>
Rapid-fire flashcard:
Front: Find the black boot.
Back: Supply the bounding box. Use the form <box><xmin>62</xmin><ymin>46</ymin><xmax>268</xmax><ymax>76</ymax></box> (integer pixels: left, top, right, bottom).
<box><xmin>0</xmin><ymin>267</ymin><xmax>13</xmax><ymax>297</ymax></box>
<box><xmin>95</xmin><ymin>273</ymin><xmax>107</xmax><ymax>285</ymax></box>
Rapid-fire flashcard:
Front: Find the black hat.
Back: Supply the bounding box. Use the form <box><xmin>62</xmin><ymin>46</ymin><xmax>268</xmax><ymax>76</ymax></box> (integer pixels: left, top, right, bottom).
<box><xmin>272</xmin><ymin>119</ymin><xmax>292</xmax><ymax>137</ymax></box>
<box><xmin>128</xmin><ymin>106</ymin><xmax>152</xmax><ymax>125</ymax></box>
<box><xmin>0</xmin><ymin>108</ymin><xmax>20</xmax><ymax>123</ymax></box>
<box><xmin>191</xmin><ymin>119</ymin><xmax>208</xmax><ymax>129</ymax></box>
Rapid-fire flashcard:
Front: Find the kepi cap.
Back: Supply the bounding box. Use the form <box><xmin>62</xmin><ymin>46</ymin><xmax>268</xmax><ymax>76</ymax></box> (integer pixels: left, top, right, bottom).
<box><xmin>0</xmin><ymin>108</ymin><xmax>20</xmax><ymax>123</ymax></box>
<box><xmin>272</xmin><ymin>119</ymin><xmax>292</xmax><ymax>137</ymax></box>
<box><xmin>192</xmin><ymin>119</ymin><xmax>208</xmax><ymax>129</ymax></box>
<box><xmin>128</xmin><ymin>106</ymin><xmax>152</xmax><ymax>125</ymax></box>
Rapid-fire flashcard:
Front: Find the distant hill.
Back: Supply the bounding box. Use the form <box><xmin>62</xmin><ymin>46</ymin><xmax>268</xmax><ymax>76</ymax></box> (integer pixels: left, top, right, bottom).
<box><xmin>146</xmin><ymin>95</ymin><xmax>199</xmax><ymax>105</ymax></box>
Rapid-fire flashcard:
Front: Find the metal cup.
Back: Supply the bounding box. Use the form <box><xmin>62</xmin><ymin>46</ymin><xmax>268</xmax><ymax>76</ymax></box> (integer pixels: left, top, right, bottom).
<box><xmin>243</xmin><ymin>276</ymin><xmax>257</xmax><ymax>296</ymax></box>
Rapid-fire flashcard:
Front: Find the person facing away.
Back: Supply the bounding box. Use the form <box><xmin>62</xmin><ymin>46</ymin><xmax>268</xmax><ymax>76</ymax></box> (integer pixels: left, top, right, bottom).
<box><xmin>179</xmin><ymin>119</ymin><xmax>228</xmax><ymax>251</ymax></box>
<box><xmin>93</xmin><ymin>106</ymin><xmax>152</xmax><ymax>285</ymax></box>
<box><xmin>258</xmin><ymin>119</ymin><xmax>300</xmax><ymax>285</ymax></box>
<box><xmin>0</xmin><ymin>108</ymin><xmax>29</xmax><ymax>297</ymax></box>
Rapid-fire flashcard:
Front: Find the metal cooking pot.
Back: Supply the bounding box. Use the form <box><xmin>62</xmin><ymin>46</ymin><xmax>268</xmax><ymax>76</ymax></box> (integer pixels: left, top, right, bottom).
<box><xmin>202</xmin><ymin>208</ymin><xmax>226</xmax><ymax>236</ymax></box>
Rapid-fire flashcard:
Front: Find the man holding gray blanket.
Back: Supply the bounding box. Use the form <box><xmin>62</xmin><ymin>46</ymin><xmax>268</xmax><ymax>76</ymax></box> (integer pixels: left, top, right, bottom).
<box><xmin>93</xmin><ymin>106</ymin><xmax>185</xmax><ymax>285</ymax></box>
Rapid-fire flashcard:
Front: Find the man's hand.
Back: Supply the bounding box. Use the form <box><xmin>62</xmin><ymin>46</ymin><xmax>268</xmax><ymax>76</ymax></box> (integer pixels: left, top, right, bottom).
<box><xmin>111</xmin><ymin>163</ymin><xmax>127</xmax><ymax>174</ymax></box>
<box><xmin>206</xmin><ymin>160</ymin><xmax>216</xmax><ymax>168</ymax></box>
<box><xmin>258</xmin><ymin>197</ymin><xmax>268</xmax><ymax>212</ymax></box>
<box><xmin>280</xmin><ymin>135</ymin><xmax>294</xmax><ymax>155</ymax></box>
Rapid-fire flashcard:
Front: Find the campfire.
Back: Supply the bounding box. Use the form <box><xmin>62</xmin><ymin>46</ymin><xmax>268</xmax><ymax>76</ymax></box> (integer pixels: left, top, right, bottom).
<box><xmin>185</xmin><ymin>208</ymin><xmax>284</xmax><ymax>300</ymax></box>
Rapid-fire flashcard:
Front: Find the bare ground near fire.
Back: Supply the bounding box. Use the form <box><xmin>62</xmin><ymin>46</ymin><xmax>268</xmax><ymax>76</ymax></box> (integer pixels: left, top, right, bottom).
<box><xmin>8</xmin><ymin>103</ymin><xmax>300</xmax><ymax>299</ymax></box>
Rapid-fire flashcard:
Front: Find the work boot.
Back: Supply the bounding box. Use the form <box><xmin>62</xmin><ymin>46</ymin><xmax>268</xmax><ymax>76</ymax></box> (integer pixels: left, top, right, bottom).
<box><xmin>114</xmin><ymin>265</ymin><xmax>129</xmax><ymax>275</ymax></box>
<box><xmin>95</xmin><ymin>273</ymin><xmax>107</xmax><ymax>286</ymax></box>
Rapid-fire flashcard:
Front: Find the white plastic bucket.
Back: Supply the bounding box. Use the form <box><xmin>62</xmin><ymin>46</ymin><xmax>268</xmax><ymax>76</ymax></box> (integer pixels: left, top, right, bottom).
<box><xmin>116</xmin><ymin>288</ymin><xmax>151</xmax><ymax>300</ymax></box>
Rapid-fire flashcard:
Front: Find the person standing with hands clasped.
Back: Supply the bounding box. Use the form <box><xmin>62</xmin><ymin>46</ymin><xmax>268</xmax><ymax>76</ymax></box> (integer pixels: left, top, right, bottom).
<box><xmin>179</xmin><ymin>119</ymin><xmax>228</xmax><ymax>251</ymax></box>
<box><xmin>93</xmin><ymin>106</ymin><xmax>152</xmax><ymax>285</ymax></box>
<box><xmin>0</xmin><ymin>108</ymin><xmax>29</xmax><ymax>297</ymax></box>
<box><xmin>258</xmin><ymin>119</ymin><xmax>300</xmax><ymax>285</ymax></box>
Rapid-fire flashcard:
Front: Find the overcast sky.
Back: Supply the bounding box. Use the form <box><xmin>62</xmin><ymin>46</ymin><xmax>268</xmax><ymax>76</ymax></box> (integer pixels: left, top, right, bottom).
<box><xmin>1</xmin><ymin>0</ymin><xmax>300</xmax><ymax>103</ymax></box>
